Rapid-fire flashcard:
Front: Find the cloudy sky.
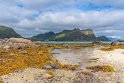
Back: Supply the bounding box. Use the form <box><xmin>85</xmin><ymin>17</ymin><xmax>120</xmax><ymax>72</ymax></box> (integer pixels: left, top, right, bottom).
<box><xmin>0</xmin><ymin>0</ymin><xmax>124</xmax><ymax>38</ymax></box>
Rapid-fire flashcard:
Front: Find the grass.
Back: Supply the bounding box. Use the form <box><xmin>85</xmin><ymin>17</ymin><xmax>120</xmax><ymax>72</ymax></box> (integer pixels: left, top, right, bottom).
<box><xmin>86</xmin><ymin>65</ymin><xmax>116</xmax><ymax>72</ymax></box>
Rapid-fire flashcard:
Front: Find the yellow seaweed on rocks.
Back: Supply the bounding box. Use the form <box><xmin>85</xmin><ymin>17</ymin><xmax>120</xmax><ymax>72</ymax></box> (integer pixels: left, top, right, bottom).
<box><xmin>86</xmin><ymin>65</ymin><xmax>116</xmax><ymax>72</ymax></box>
<box><xmin>62</xmin><ymin>64</ymin><xmax>80</xmax><ymax>70</ymax></box>
<box><xmin>46</xmin><ymin>71</ymin><xmax>55</xmax><ymax>77</ymax></box>
<box><xmin>0</xmin><ymin>44</ymin><xmax>95</xmax><ymax>77</ymax></box>
<box><xmin>101</xmin><ymin>44</ymin><xmax>124</xmax><ymax>51</ymax></box>
<box><xmin>0</xmin><ymin>46</ymin><xmax>53</xmax><ymax>76</ymax></box>
<box><xmin>0</xmin><ymin>80</ymin><xmax>4</xmax><ymax>83</ymax></box>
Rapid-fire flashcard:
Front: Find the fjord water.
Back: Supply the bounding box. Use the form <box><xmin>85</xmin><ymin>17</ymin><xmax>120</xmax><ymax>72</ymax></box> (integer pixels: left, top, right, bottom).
<box><xmin>42</xmin><ymin>41</ymin><xmax>111</xmax><ymax>44</ymax></box>
<box><xmin>43</xmin><ymin>41</ymin><xmax>124</xmax><ymax>44</ymax></box>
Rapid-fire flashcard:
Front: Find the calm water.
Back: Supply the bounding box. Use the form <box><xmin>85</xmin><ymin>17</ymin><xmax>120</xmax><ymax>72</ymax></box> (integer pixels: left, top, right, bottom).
<box><xmin>52</xmin><ymin>47</ymin><xmax>98</xmax><ymax>67</ymax></box>
<box><xmin>42</xmin><ymin>41</ymin><xmax>113</xmax><ymax>44</ymax></box>
<box><xmin>42</xmin><ymin>41</ymin><xmax>124</xmax><ymax>44</ymax></box>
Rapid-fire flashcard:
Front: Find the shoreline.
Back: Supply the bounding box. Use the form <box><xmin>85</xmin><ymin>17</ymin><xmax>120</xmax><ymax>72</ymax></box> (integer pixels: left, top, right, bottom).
<box><xmin>0</xmin><ymin>38</ymin><xmax>124</xmax><ymax>83</ymax></box>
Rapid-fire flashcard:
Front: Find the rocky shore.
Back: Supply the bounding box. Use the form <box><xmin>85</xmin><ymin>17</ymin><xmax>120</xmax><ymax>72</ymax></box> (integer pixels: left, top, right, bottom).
<box><xmin>0</xmin><ymin>38</ymin><xmax>124</xmax><ymax>83</ymax></box>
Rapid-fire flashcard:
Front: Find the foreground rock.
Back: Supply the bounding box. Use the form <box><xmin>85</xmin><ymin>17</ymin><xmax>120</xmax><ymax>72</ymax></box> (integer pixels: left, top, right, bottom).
<box><xmin>1</xmin><ymin>68</ymin><xmax>97</xmax><ymax>83</ymax></box>
<box><xmin>0</xmin><ymin>38</ymin><xmax>37</xmax><ymax>49</ymax></box>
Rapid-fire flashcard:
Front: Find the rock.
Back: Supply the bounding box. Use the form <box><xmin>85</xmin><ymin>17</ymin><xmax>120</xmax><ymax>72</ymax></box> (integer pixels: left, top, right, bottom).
<box><xmin>49</xmin><ymin>62</ymin><xmax>59</xmax><ymax>69</ymax></box>
<box><xmin>0</xmin><ymin>58</ymin><xmax>4</xmax><ymax>62</ymax></box>
<box><xmin>42</xmin><ymin>62</ymin><xmax>59</xmax><ymax>69</ymax></box>
<box><xmin>111</xmin><ymin>41</ymin><xmax>119</xmax><ymax>46</ymax></box>
<box><xmin>3</xmin><ymin>45</ymin><xmax>10</xmax><ymax>49</ymax></box>
<box><xmin>19</xmin><ymin>50</ymin><xmax>28</xmax><ymax>54</ymax></box>
<box><xmin>0</xmin><ymin>38</ymin><xmax>37</xmax><ymax>49</ymax></box>
<box><xmin>42</xmin><ymin>64</ymin><xmax>53</xmax><ymax>69</ymax></box>
<box><xmin>8</xmin><ymin>38</ymin><xmax>32</xmax><ymax>44</ymax></box>
<box><xmin>78</xmin><ymin>72</ymin><xmax>96</xmax><ymax>83</ymax></box>
<box><xmin>42</xmin><ymin>72</ymin><xmax>54</xmax><ymax>79</ymax></box>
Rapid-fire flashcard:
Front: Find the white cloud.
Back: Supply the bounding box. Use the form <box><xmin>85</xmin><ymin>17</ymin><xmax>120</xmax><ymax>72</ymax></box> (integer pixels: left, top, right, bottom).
<box><xmin>0</xmin><ymin>0</ymin><xmax>124</xmax><ymax>38</ymax></box>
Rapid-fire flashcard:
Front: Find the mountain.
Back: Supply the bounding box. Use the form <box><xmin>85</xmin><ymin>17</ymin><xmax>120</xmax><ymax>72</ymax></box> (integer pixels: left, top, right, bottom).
<box><xmin>30</xmin><ymin>31</ymin><xmax>55</xmax><ymax>41</ymax></box>
<box><xmin>0</xmin><ymin>25</ymin><xmax>22</xmax><ymax>39</ymax></box>
<box><xmin>31</xmin><ymin>28</ymin><xmax>96</xmax><ymax>41</ymax></box>
<box><xmin>108</xmin><ymin>37</ymin><xmax>121</xmax><ymax>41</ymax></box>
<box><xmin>97</xmin><ymin>35</ymin><xmax>110</xmax><ymax>41</ymax></box>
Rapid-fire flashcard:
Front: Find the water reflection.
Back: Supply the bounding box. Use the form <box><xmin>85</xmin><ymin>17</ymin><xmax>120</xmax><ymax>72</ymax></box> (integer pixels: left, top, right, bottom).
<box><xmin>52</xmin><ymin>47</ymin><xmax>96</xmax><ymax>65</ymax></box>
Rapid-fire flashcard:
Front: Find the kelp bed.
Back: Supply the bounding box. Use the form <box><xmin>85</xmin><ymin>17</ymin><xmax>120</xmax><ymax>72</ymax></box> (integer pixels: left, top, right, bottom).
<box><xmin>0</xmin><ymin>44</ymin><xmax>89</xmax><ymax>76</ymax></box>
<box><xmin>86</xmin><ymin>65</ymin><xmax>116</xmax><ymax>72</ymax></box>
<box><xmin>0</xmin><ymin>46</ymin><xmax>53</xmax><ymax>76</ymax></box>
<box><xmin>101</xmin><ymin>44</ymin><xmax>124</xmax><ymax>51</ymax></box>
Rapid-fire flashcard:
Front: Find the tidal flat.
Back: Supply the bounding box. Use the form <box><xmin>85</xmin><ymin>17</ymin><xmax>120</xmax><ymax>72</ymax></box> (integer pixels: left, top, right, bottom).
<box><xmin>0</xmin><ymin>38</ymin><xmax>124</xmax><ymax>83</ymax></box>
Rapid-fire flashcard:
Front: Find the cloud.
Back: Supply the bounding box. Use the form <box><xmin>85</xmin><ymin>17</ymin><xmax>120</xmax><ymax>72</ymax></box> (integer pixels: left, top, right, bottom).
<box><xmin>9</xmin><ymin>10</ymin><xmax>124</xmax><ymax>38</ymax></box>
<box><xmin>0</xmin><ymin>0</ymin><xmax>124</xmax><ymax>38</ymax></box>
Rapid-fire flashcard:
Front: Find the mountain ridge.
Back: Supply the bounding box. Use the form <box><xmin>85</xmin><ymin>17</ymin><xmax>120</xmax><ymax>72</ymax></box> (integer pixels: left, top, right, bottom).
<box><xmin>97</xmin><ymin>35</ymin><xmax>110</xmax><ymax>41</ymax></box>
<box><xmin>31</xmin><ymin>28</ymin><xmax>96</xmax><ymax>41</ymax></box>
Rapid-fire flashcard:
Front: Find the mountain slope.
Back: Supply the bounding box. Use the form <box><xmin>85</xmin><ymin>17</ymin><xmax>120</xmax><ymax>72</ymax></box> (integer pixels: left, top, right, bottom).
<box><xmin>97</xmin><ymin>35</ymin><xmax>110</xmax><ymax>41</ymax></box>
<box><xmin>0</xmin><ymin>25</ymin><xmax>22</xmax><ymax>39</ymax></box>
<box><xmin>31</xmin><ymin>28</ymin><xmax>96</xmax><ymax>41</ymax></box>
<box><xmin>31</xmin><ymin>31</ymin><xmax>55</xmax><ymax>41</ymax></box>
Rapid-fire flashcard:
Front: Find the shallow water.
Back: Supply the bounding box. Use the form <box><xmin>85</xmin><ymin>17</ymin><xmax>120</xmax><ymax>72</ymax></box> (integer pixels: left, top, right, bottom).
<box><xmin>42</xmin><ymin>41</ymin><xmax>111</xmax><ymax>44</ymax></box>
<box><xmin>52</xmin><ymin>47</ymin><xmax>97</xmax><ymax>67</ymax></box>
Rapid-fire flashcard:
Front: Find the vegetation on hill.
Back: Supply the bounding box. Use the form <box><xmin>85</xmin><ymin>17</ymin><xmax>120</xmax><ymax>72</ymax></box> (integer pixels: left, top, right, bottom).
<box><xmin>31</xmin><ymin>28</ymin><xmax>96</xmax><ymax>41</ymax></box>
<box><xmin>0</xmin><ymin>25</ymin><xmax>22</xmax><ymax>39</ymax></box>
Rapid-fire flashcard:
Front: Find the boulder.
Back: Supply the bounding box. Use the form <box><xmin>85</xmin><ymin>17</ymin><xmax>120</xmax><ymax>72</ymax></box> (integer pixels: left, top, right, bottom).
<box><xmin>111</xmin><ymin>41</ymin><xmax>119</xmax><ymax>46</ymax></box>
<box><xmin>8</xmin><ymin>38</ymin><xmax>32</xmax><ymax>43</ymax></box>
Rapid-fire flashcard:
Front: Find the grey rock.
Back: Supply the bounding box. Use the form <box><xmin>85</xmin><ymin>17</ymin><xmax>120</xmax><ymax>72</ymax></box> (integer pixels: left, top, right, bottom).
<box><xmin>42</xmin><ymin>64</ymin><xmax>53</xmax><ymax>69</ymax></box>
<box><xmin>111</xmin><ymin>41</ymin><xmax>119</xmax><ymax>46</ymax></box>
<box><xmin>42</xmin><ymin>62</ymin><xmax>59</xmax><ymax>69</ymax></box>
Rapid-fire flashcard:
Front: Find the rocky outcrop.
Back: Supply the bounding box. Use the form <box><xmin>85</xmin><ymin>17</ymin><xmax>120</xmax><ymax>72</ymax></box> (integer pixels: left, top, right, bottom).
<box><xmin>0</xmin><ymin>38</ymin><xmax>37</xmax><ymax>49</ymax></box>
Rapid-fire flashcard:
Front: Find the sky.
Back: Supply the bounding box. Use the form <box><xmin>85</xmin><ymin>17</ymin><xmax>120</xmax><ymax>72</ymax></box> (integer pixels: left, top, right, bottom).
<box><xmin>0</xmin><ymin>0</ymin><xmax>124</xmax><ymax>39</ymax></box>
